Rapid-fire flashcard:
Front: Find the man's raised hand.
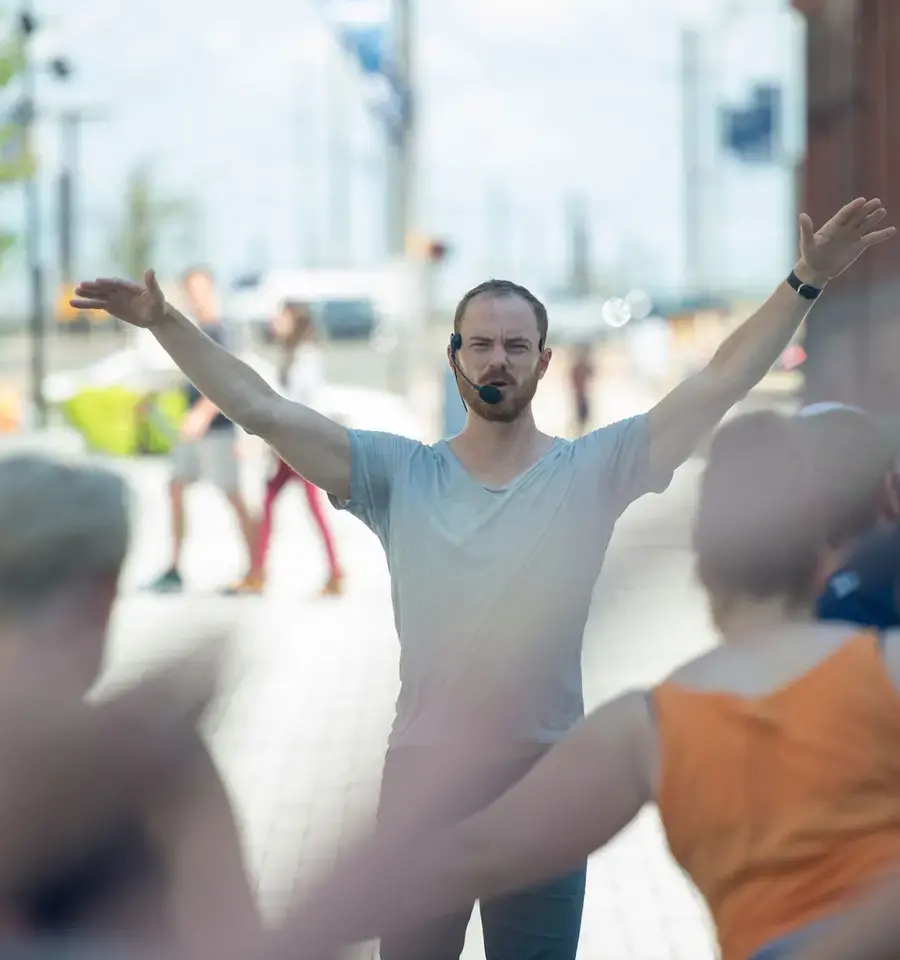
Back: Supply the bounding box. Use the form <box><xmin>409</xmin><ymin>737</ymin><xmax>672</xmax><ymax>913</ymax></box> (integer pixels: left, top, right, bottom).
<box><xmin>70</xmin><ymin>268</ymin><xmax>167</xmax><ymax>328</ymax></box>
<box><xmin>798</xmin><ymin>197</ymin><xmax>895</xmax><ymax>287</ymax></box>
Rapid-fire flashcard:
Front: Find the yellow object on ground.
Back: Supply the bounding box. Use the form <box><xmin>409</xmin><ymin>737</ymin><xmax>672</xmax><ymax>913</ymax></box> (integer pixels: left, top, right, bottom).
<box><xmin>60</xmin><ymin>387</ymin><xmax>187</xmax><ymax>456</ymax></box>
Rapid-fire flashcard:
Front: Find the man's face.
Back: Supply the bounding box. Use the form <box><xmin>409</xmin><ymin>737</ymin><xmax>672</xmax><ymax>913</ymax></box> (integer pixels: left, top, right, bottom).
<box><xmin>182</xmin><ymin>271</ymin><xmax>219</xmax><ymax>323</ymax></box>
<box><xmin>450</xmin><ymin>294</ymin><xmax>551</xmax><ymax>423</ymax></box>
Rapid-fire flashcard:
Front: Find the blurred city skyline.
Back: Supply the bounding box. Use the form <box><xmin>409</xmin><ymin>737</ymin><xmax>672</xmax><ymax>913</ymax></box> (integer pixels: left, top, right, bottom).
<box><xmin>2</xmin><ymin>0</ymin><xmax>800</xmax><ymax>314</ymax></box>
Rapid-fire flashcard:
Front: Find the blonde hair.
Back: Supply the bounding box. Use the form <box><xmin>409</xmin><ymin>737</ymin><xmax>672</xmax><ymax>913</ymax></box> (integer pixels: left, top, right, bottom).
<box><xmin>0</xmin><ymin>455</ymin><xmax>130</xmax><ymax>613</ymax></box>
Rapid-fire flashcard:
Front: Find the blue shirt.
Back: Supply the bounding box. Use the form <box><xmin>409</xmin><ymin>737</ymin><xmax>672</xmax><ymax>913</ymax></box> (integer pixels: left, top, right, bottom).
<box><xmin>184</xmin><ymin>322</ymin><xmax>233</xmax><ymax>432</ymax></box>
<box><xmin>329</xmin><ymin>415</ymin><xmax>672</xmax><ymax>748</ymax></box>
<box><xmin>817</xmin><ymin>524</ymin><xmax>900</xmax><ymax>630</ymax></box>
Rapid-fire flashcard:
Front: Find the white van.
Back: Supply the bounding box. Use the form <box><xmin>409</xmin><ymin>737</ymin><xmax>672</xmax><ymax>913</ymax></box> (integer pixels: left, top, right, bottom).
<box><xmin>226</xmin><ymin>265</ymin><xmax>410</xmax><ymax>345</ymax></box>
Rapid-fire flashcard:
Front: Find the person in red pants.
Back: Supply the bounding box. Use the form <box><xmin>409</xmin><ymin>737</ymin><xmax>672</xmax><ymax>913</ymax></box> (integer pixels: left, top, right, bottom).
<box><xmin>227</xmin><ymin>302</ymin><xmax>344</xmax><ymax>597</ymax></box>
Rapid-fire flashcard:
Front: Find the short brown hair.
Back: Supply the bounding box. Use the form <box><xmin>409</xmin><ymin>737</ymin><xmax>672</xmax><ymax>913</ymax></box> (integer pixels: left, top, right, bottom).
<box><xmin>453</xmin><ymin>280</ymin><xmax>548</xmax><ymax>350</ymax></box>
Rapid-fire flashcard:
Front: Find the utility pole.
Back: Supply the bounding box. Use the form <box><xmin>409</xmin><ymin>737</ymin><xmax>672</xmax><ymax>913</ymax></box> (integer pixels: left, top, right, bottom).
<box><xmin>57</xmin><ymin>112</ymin><xmax>75</xmax><ymax>286</ymax></box>
<box><xmin>18</xmin><ymin>2</ymin><xmax>47</xmax><ymax>427</ymax></box>
<box><xmin>384</xmin><ymin>0</ymin><xmax>422</xmax><ymax>405</ymax></box>
<box><xmin>386</xmin><ymin>0</ymin><xmax>413</xmax><ymax>257</ymax></box>
<box><xmin>16</xmin><ymin>2</ymin><xmax>73</xmax><ymax>426</ymax></box>
<box><xmin>326</xmin><ymin>43</ymin><xmax>351</xmax><ymax>265</ymax></box>
<box><xmin>681</xmin><ymin>25</ymin><xmax>703</xmax><ymax>301</ymax></box>
<box><xmin>56</xmin><ymin>108</ymin><xmax>107</xmax><ymax>288</ymax></box>
<box><xmin>484</xmin><ymin>181</ymin><xmax>512</xmax><ymax>277</ymax></box>
<box><xmin>566</xmin><ymin>194</ymin><xmax>592</xmax><ymax>297</ymax></box>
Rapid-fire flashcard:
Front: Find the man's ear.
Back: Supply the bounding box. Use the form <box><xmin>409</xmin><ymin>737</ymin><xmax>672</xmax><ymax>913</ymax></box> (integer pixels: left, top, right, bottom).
<box><xmin>537</xmin><ymin>347</ymin><xmax>553</xmax><ymax>380</ymax></box>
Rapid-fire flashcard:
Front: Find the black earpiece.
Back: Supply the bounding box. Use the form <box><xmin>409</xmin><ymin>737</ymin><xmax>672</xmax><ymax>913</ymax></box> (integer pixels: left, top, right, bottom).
<box><xmin>448</xmin><ymin>332</ymin><xmax>502</xmax><ymax>406</ymax></box>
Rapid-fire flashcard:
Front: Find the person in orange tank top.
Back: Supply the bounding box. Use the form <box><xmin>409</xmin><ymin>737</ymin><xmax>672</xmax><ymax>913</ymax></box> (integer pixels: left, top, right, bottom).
<box><xmin>258</xmin><ymin>407</ymin><xmax>900</xmax><ymax>960</ymax></box>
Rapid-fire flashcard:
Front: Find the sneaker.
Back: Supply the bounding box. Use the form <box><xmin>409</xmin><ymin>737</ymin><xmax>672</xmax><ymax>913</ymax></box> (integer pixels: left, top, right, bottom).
<box><xmin>146</xmin><ymin>568</ymin><xmax>183</xmax><ymax>593</ymax></box>
<box><xmin>220</xmin><ymin>572</ymin><xmax>265</xmax><ymax>596</ymax></box>
<box><xmin>320</xmin><ymin>574</ymin><xmax>344</xmax><ymax>597</ymax></box>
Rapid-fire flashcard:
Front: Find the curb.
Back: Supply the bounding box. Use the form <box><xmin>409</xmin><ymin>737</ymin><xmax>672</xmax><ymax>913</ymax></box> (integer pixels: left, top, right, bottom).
<box><xmin>0</xmin><ymin>428</ymin><xmax>86</xmax><ymax>458</ymax></box>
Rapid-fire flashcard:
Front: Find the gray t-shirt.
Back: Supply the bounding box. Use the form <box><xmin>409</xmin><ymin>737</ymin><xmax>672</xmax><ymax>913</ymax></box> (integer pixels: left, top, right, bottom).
<box><xmin>331</xmin><ymin>415</ymin><xmax>671</xmax><ymax>749</ymax></box>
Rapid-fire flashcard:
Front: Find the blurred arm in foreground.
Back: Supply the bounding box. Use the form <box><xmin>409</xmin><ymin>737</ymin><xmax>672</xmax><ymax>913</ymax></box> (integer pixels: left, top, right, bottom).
<box><xmin>0</xmin><ymin>648</ymin><xmax>214</xmax><ymax>897</ymax></box>
<box><xmin>70</xmin><ymin>271</ymin><xmax>351</xmax><ymax>499</ymax></box>
<box><xmin>257</xmin><ymin>693</ymin><xmax>655</xmax><ymax>959</ymax></box>
<box><xmin>646</xmin><ymin>198</ymin><xmax>894</xmax><ymax>476</ymax></box>
<box><xmin>144</xmin><ymin>732</ymin><xmax>259</xmax><ymax>956</ymax></box>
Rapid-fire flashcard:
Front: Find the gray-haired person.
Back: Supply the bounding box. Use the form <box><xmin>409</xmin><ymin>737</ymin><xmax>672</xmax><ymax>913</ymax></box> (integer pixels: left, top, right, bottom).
<box><xmin>0</xmin><ymin>454</ymin><xmax>258</xmax><ymax>955</ymax></box>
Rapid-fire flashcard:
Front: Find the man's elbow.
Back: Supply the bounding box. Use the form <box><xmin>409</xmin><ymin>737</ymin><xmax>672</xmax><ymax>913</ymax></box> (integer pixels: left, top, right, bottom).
<box><xmin>240</xmin><ymin>394</ymin><xmax>283</xmax><ymax>440</ymax></box>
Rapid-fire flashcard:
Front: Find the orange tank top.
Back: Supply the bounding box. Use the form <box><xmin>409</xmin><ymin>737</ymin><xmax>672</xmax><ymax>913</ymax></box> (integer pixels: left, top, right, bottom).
<box><xmin>652</xmin><ymin>633</ymin><xmax>900</xmax><ymax>960</ymax></box>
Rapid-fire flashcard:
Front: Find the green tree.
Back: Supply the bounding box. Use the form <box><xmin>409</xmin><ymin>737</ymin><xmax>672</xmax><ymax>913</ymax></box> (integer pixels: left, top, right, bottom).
<box><xmin>0</xmin><ymin>21</ymin><xmax>28</xmax><ymax>265</ymax></box>
<box><xmin>108</xmin><ymin>161</ymin><xmax>202</xmax><ymax>279</ymax></box>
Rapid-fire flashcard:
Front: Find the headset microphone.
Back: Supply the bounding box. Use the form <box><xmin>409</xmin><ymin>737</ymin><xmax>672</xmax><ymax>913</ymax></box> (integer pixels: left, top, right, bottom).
<box><xmin>449</xmin><ymin>333</ymin><xmax>503</xmax><ymax>405</ymax></box>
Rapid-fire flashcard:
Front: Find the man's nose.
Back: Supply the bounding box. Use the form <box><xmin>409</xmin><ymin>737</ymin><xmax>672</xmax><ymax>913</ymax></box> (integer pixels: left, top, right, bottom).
<box><xmin>488</xmin><ymin>343</ymin><xmax>509</xmax><ymax>365</ymax></box>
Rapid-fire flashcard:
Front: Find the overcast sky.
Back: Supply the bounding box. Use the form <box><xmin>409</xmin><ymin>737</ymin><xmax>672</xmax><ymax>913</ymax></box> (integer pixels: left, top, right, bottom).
<box><xmin>2</xmin><ymin>0</ymin><xmax>800</xmax><ymax>310</ymax></box>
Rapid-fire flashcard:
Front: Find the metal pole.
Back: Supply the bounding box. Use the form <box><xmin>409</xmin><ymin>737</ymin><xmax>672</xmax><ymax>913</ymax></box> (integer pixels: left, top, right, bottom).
<box><xmin>383</xmin><ymin>0</ymin><xmax>421</xmax><ymax>402</ymax></box>
<box><xmin>57</xmin><ymin>111</ymin><xmax>77</xmax><ymax>285</ymax></box>
<box><xmin>484</xmin><ymin>181</ymin><xmax>511</xmax><ymax>277</ymax></box>
<box><xmin>327</xmin><ymin>43</ymin><xmax>350</xmax><ymax>265</ymax></box>
<box><xmin>681</xmin><ymin>25</ymin><xmax>703</xmax><ymax>301</ymax></box>
<box><xmin>386</xmin><ymin>0</ymin><xmax>413</xmax><ymax>257</ymax></box>
<box><xmin>19</xmin><ymin>2</ymin><xmax>47</xmax><ymax>428</ymax></box>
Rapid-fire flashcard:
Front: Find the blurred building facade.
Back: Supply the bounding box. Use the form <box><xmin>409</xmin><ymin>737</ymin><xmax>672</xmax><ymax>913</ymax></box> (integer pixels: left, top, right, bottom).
<box><xmin>795</xmin><ymin>0</ymin><xmax>900</xmax><ymax>407</ymax></box>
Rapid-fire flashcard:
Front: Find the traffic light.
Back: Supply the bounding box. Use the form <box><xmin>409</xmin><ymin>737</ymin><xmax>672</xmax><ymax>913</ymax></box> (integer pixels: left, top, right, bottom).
<box><xmin>722</xmin><ymin>83</ymin><xmax>781</xmax><ymax>163</ymax></box>
<box><xmin>406</xmin><ymin>232</ymin><xmax>451</xmax><ymax>263</ymax></box>
<box><xmin>427</xmin><ymin>239</ymin><xmax>449</xmax><ymax>262</ymax></box>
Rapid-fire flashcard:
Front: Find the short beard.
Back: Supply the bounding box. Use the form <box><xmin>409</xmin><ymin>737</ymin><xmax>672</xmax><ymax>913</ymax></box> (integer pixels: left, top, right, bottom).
<box><xmin>460</xmin><ymin>370</ymin><xmax>540</xmax><ymax>423</ymax></box>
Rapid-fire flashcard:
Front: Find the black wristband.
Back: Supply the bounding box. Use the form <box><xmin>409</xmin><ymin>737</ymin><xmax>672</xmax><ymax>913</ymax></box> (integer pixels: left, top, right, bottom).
<box><xmin>786</xmin><ymin>270</ymin><xmax>822</xmax><ymax>300</ymax></box>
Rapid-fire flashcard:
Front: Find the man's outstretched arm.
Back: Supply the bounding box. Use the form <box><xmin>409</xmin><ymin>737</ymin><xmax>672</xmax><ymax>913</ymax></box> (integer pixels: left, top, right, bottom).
<box><xmin>646</xmin><ymin>198</ymin><xmax>895</xmax><ymax>478</ymax></box>
<box><xmin>149</xmin><ymin>306</ymin><xmax>350</xmax><ymax>497</ymax></box>
<box><xmin>71</xmin><ymin>271</ymin><xmax>351</xmax><ymax>499</ymax></box>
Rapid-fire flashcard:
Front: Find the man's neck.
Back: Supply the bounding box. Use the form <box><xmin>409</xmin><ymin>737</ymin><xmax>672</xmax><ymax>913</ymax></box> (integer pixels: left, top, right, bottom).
<box><xmin>714</xmin><ymin>595</ymin><xmax>812</xmax><ymax>642</ymax></box>
<box><xmin>0</xmin><ymin>598</ymin><xmax>103</xmax><ymax>696</ymax></box>
<box><xmin>452</xmin><ymin>408</ymin><xmax>548</xmax><ymax>467</ymax></box>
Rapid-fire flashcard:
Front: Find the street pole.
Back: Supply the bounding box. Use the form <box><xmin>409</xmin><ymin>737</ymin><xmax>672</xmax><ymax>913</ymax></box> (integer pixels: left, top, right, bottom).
<box><xmin>326</xmin><ymin>43</ymin><xmax>350</xmax><ymax>265</ymax></box>
<box><xmin>17</xmin><ymin>3</ymin><xmax>48</xmax><ymax>429</ymax></box>
<box><xmin>386</xmin><ymin>0</ymin><xmax>413</xmax><ymax>257</ymax></box>
<box><xmin>57</xmin><ymin>111</ymin><xmax>77</xmax><ymax>286</ymax></box>
<box><xmin>384</xmin><ymin>0</ymin><xmax>422</xmax><ymax>402</ymax></box>
<box><xmin>484</xmin><ymin>181</ymin><xmax>512</xmax><ymax>277</ymax></box>
<box><xmin>681</xmin><ymin>25</ymin><xmax>703</xmax><ymax>302</ymax></box>
<box><xmin>56</xmin><ymin>107</ymin><xmax>110</xmax><ymax>289</ymax></box>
